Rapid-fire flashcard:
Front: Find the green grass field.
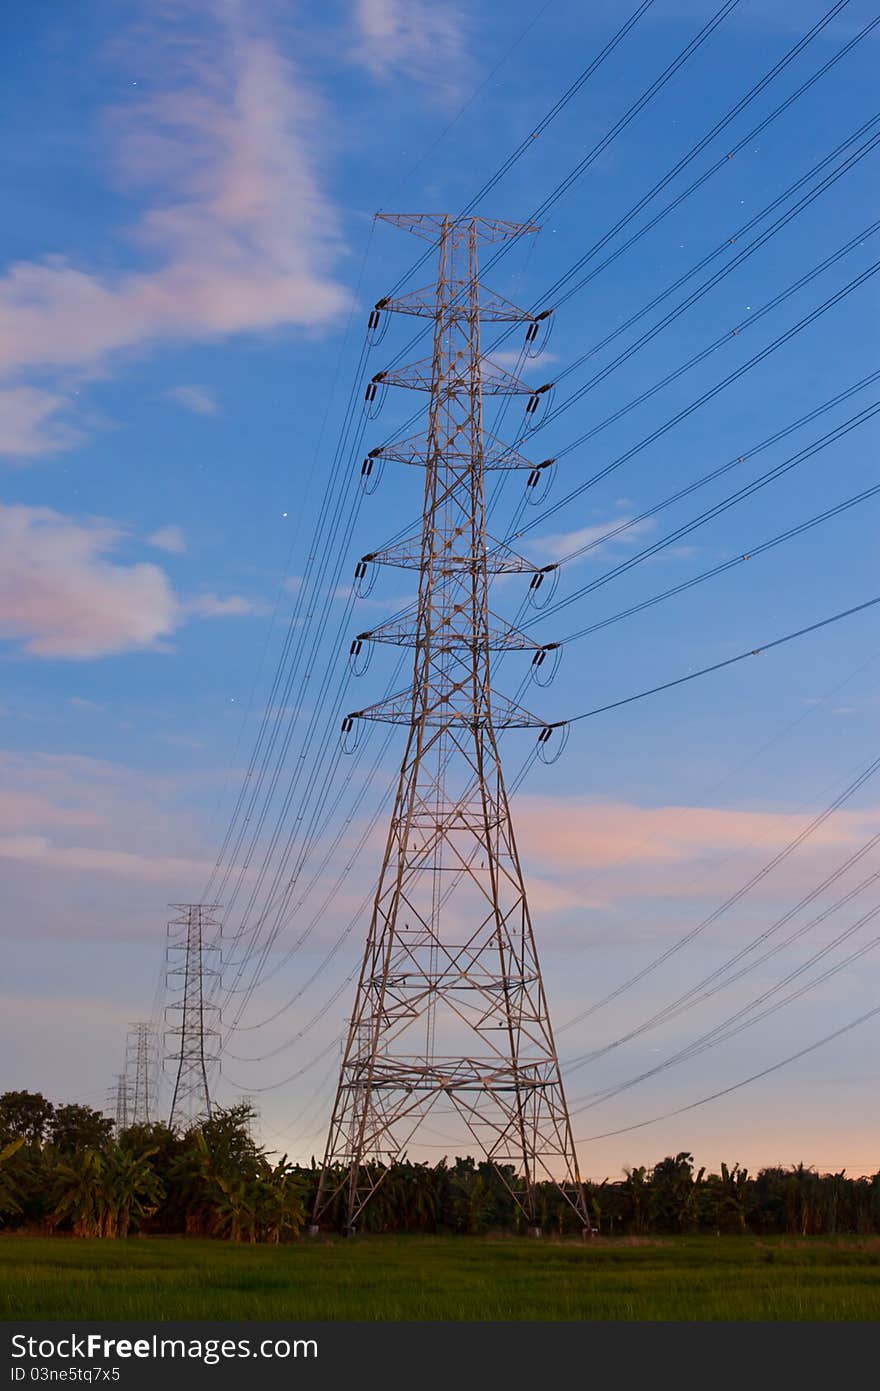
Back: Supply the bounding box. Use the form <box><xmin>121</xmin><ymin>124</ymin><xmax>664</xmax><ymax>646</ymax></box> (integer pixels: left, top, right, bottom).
<box><xmin>2</xmin><ymin>1235</ymin><xmax>879</xmax><ymax>1320</ymax></box>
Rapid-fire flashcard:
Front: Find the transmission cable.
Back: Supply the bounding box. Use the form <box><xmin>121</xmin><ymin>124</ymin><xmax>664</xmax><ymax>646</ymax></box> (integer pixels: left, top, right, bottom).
<box><xmin>545</xmin><ymin>131</ymin><xmax>880</xmax><ymax>411</ymax></box>
<box><xmin>571</xmin><ymin>879</ymin><xmax>880</xmax><ymax>1096</ymax></box>
<box><xmin>533</xmin><ymin>393</ymin><xmax>880</xmax><ymax>628</ymax></box>
<box><xmin>571</xmin><ymin>1001</ymin><xmax>880</xmax><ymax>1137</ymax></box>
<box><xmin>380</xmin><ymin>0</ymin><xmax>749</xmax><ymax>377</ymax></box>
<box><xmin>560</xmin><ymin>481</ymin><xmax>880</xmax><ymax>647</ymax></box>
<box><xmin>543</xmin><ymin>4</ymin><xmax>875</xmax><ymax>312</ymax></box>
<box><xmin>556</xmin><ymin>740</ymin><xmax>880</xmax><ymax>1045</ymax></box>
<box><xmin>509</xmin><ymin>254</ymin><xmax>880</xmax><ymax>544</ymax></box>
<box><xmin>532</xmin><ymin>216</ymin><xmax>880</xmax><ymax>465</ymax></box>
<box><xmin>548</xmin><ymin>594</ymin><xmax>880</xmax><ymax>730</ymax></box>
<box><xmin>381</xmin><ymin>0</ymin><xmax>661</xmax><ymax>298</ymax></box>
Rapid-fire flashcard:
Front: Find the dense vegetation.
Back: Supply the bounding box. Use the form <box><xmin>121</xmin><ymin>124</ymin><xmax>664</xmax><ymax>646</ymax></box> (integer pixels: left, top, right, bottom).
<box><xmin>2</xmin><ymin>1090</ymin><xmax>878</xmax><ymax>1241</ymax></box>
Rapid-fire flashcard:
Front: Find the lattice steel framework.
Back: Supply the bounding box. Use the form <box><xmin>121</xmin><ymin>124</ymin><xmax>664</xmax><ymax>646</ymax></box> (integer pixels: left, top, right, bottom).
<box><xmin>125</xmin><ymin>1022</ymin><xmax>157</xmax><ymax>1126</ymax></box>
<box><xmin>312</xmin><ymin>213</ymin><xmax>589</xmax><ymax>1235</ymax></box>
<box><xmin>113</xmin><ymin>1073</ymin><xmax>129</xmax><ymax>1134</ymax></box>
<box><xmin>165</xmin><ymin>904</ymin><xmax>221</xmax><ymax>1128</ymax></box>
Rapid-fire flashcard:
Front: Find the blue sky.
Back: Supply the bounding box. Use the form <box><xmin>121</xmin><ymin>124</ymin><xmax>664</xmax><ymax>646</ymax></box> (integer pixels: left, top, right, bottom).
<box><xmin>2</xmin><ymin>0</ymin><xmax>879</xmax><ymax>1178</ymax></box>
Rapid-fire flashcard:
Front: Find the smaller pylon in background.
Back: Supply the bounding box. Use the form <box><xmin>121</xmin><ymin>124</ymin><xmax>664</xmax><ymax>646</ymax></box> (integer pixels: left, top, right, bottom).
<box><xmin>112</xmin><ymin>1073</ymin><xmax>129</xmax><ymax>1133</ymax></box>
<box><xmin>235</xmin><ymin>1094</ymin><xmax>260</xmax><ymax>1142</ymax></box>
<box><xmin>164</xmin><ymin>903</ymin><xmax>221</xmax><ymax>1130</ymax></box>
<box><xmin>125</xmin><ymin>1022</ymin><xmax>157</xmax><ymax>1126</ymax></box>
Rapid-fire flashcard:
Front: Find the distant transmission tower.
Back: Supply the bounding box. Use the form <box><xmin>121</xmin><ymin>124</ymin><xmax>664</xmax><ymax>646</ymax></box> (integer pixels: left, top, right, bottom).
<box><xmin>311</xmin><ymin>213</ymin><xmax>589</xmax><ymax>1236</ymax></box>
<box><xmin>125</xmin><ymin>1022</ymin><xmax>156</xmax><ymax>1126</ymax></box>
<box><xmin>164</xmin><ymin>904</ymin><xmax>221</xmax><ymax>1129</ymax></box>
<box><xmin>113</xmin><ymin>1073</ymin><xmax>129</xmax><ymax>1133</ymax></box>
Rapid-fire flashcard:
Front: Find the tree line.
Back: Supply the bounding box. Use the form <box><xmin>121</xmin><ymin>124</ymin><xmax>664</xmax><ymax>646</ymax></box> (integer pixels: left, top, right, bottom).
<box><xmin>1</xmin><ymin>1091</ymin><xmax>877</xmax><ymax>1240</ymax></box>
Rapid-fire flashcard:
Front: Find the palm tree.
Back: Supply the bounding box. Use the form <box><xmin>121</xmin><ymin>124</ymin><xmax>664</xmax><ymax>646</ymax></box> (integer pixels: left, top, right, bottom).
<box><xmin>101</xmin><ymin>1143</ymin><xmax>164</xmax><ymax>1238</ymax></box>
<box><xmin>49</xmin><ymin>1148</ymin><xmax>107</xmax><ymax>1237</ymax></box>
<box><xmin>253</xmin><ymin>1158</ymin><xmax>306</xmax><ymax>1243</ymax></box>
<box><xmin>621</xmin><ymin>1165</ymin><xmax>650</xmax><ymax>1234</ymax></box>
<box><xmin>0</xmin><ymin>1137</ymin><xmax>25</xmax><ymax>1221</ymax></box>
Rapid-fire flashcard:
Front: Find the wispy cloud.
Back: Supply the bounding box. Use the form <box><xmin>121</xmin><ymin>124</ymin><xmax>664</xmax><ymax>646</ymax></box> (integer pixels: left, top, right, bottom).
<box><xmin>0</xmin><ymin>12</ymin><xmax>349</xmax><ymax>458</ymax></box>
<box><xmin>513</xmin><ymin>794</ymin><xmax>880</xmax><ymax>913</ymax></box>
<box><xmin>147</xmin><ymin>524</ymin><xmax>187</xmax><ymax>554</ymax></box>
<box><xmin>165</xmin><ymin>385</ymin><xmax>218</xmax><ymax>416</ymax></box>
<box><xmin>187</xmin><ymin>592</ymin><xmax>267</xmax><ymax>618</ymax></box>
<box><xmin>0</xmin><ymin>503</ymin><xmax>179</xmax><ymax>658</ymax></box>
<box><xmin>534</xmin><ymin>516</ymin><xmax>655</xmax><ymax>563</ymax></box>
<box><xmin>491</xmin><ymin>350</ymin><xmax>557</xmax><ymax>377</ymax></box>
<box><xmin>0</xmin><ymin>502</ymin><xmax>262</xmax><ymax>659</ymax></box>
<box><xmin>352</xmin><ymin>0</ymin><xmax>468</xmax><ymax>92</ymax></box>
<box><xmin>0</xmin><ymin>387</ymin><xmax>83</xmax><ymax>461</ymax></box>
<box><xmin>0</xmin><ymin>749</ymin><xmax>218</xmax><ymax>891</ymax></box>
<box><xmin>0</xmin><ymin>834</ymin><xmax>217</xmax><ymax>884</ymax></box>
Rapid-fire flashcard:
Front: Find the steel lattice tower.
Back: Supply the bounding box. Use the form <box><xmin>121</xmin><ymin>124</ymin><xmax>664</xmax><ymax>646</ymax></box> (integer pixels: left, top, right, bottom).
<box><xmin>312</xmin><ymin>213</ymin><xmax>589</xmax><ymax>1235</ymax></box>
<box><xmin>165</xmin><ymin>904</ymin><xmax>221</xmax><ymax>1129</ymax></box>
<box><xmin>113</xmin><ymin>1073</ymin><xmax>129</xmax><ymax>1133</ymax></box>
<box><xmin>125</xmin><ymin>1022</ymin><xmax>156</xmax><ymax>1126</ymax></box>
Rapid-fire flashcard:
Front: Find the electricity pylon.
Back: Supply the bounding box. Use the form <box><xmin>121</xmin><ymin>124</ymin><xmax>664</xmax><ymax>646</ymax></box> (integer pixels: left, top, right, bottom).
<box><xmin>125</xmin><ymin>1022</ymin><xmax>156</xmax><ymax>1126</ymax></box>
<box><xmin>112</xmin><ymin>1073</ymin><xmax>129</xmax><ymax>1133</ymax></box>
<box><xmin>164</xmin><ymin>904</ymin><xmax>221</xmax><ymax>1129</ymax></box>
<box><xmin>311</xmin><ymin>213</ymin><xmax>589</xmax><ymax>1236</ymax></box>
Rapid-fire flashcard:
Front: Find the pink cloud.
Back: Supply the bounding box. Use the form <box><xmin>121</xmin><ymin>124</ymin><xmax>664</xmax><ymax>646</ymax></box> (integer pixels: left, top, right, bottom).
<box><xmin>147</xmin><ymin>524</ymin><xmax>187</xmax><ymax>554</ymax></box>
<box><xmin>534</xmin><ymin>517</ymin><xmax>655</xmax><ymax>563</ymax></box>
<box><xmin>0</xmin><ymin>24</ymin><xmax>349</xmax><ymax>457</ymax></box>
<box><xmin>514</xmin><ymin>796</ymin><xmax>872</xmax><ymax>874</ymax></box>
<box><xmin>0</xmin><ymin>834</ymin><xmax>216</xmax><ymax>884</ymax></box>
<box><xmin>187</xmin><ymin>592</ymin><xmax>267</xmax><ymax>618</ymax></box>
<box><xmin>508</xmin><ymin>795</ymin><xmax>880</xmax><ymax>921</ymax></box>
<box><xmin>0</xmin><ymin>502</ymin><xmax>264</xmax><ymax>659</ymax></box>
<box><xmin>0</xmin><ymin>386</ymin><xmax>82</xmax><ymax>460</ymax></box>
<box><xmin>165</xmin><ymin>385</ymin><xmax>218</xmax><ymax>416</ymax></box>
<box><xmin>0</xmin><ymin>503</ymin><xmax>179</xmax><ymax>657</ymax></box>
<box><xmin>353</xmin><ymin>0</ymin><xmax>468</xmax><ymax>88</ymax></box>
<box><xmin>0</xmin><ymin>787</ymin><xmax>100</xmax><ymax>834</ymax></box>
<box><xmin>0</xmin><ymin>749</ymin><xmax>226</xmax><ymax>893</ymax></box>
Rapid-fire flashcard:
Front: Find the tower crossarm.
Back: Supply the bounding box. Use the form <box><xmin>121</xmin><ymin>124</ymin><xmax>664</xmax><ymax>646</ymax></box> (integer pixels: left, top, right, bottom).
<box><xmin>358</xmin><ymin>605</ymin><xmax>546</xmax><ymax>652</ymax></box>
<box><xmin>360</xmin><ymin>532</ymin><xmax>551</xmax><ymax>576</ymax></box>
<box><xmin>375</xmin><ymin>283</ymin><xmax>546</xmax><ymax>324</ymax></box>
<box><xmin>372</xmin><ymin>356</ymin><xmax>535</xmax><ymax>396</ymax></box>
<box><xmin>363</xmin><ymin>431</ymin><xmax>549</xmax><ymax>473</ymax></box>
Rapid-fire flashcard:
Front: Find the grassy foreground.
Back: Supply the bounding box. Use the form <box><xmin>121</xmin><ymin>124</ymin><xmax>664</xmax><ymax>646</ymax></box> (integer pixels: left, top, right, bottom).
<box><xmin>2</xmin><ymin>1235</ymin><xmax>880</xmax><ymax>1321</ymax></box>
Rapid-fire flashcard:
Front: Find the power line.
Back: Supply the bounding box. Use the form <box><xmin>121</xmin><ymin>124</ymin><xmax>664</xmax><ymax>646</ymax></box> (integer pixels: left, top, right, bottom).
<box><xmin>557</xmin><ymin>743</ymin><xmax>880</xmax><ymax>1046</ymax></box>
<box><xmin>549</xmin><ymin>593</ymin><xmax>880</xmax><ymax>728</ymax></box>
<box><xmin>574</xmin><ymin>904</ymin><xmax>880</xmax><ymax>1110</ymax></box>
<box><xmin>543</xmin><ymin>3</ymin><xmax>874</xmax><ymax>311</ymax></box>
<box><xmin>511</xmin><ymin>254</ymin><xmax>880</xmax><ymax>540</ymax></box>
<box><xmin>559</xmin><ymin>480</ymin><xmax>880</xmax><ymax>646</ymax></box>
<box><xmin>350</xmin><ymin>3</ymin><xmax>872</xmax><ymax>485</ymax></box>
<box><xmin>563</xmin><ymin>832</ymin><xmax>880</xmax><ymax>1051</ymax></box>
<box><xmin>572</xmin><ymin>1002</ymin><xmax>880</xmax><ymax>1138</ymax></box>
<box><xmin>534</xmin><ymin>219</ymin><xmax>880</xmax><ymax>477</ymax></box>
<box><xmin>516</xmin><ymin>0</ymin><xmax>746</xmax><ymax>229</ymax></box>
<box><xmin>535</xmin><ymin>393</ymin><xmax>880</xmax><ymax>627</ymax></box>
<box><xmin>382</xmin><ymin>0</ymin><xmax>661</xmax><ymax>297</ymax></box>
<box><xmin>380</xmin><ymin>0</ymin><xmax>746</xmax><ymax>375</ymax></box>
<box><xmin>547</xmin><ymin>127</ymin><xmax>880</xmax><ymax>400</ymax></box>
